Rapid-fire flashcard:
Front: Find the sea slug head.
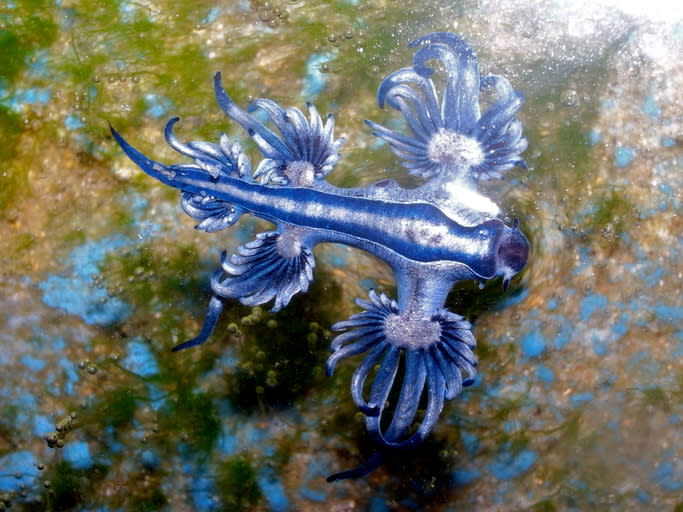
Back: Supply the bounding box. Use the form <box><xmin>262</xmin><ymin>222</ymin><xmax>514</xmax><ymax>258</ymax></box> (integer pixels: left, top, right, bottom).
<box><xmin>495</xmin><ymin>219</ymin><xmax>529</xmax><ymax>290</ymax></box>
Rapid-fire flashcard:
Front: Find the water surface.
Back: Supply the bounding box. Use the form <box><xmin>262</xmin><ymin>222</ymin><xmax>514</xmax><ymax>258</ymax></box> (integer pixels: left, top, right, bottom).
<box><xmin>1</xmin><ymin>1</ymin><xmax>681</xmax><ymax>510</ymax></box>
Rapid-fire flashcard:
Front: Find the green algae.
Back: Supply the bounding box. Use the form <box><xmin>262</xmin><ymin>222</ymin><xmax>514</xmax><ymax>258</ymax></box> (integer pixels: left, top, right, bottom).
<box><xmin>44</xmin><ymin>461</ymin><xmax>83</xmax><ymax>511</ymax></box>
<box><xmin>128</xmin><ymin>485</ymin><xmax>168</xmax><ymax>511</ymax></box>
<box><xmin>226</xmin><ymin>266</ymin><xmax>341</xmax><ymax>412</ymax></box>
<box><xmin>162</xmin><ymin>387</ymin><xmax>221</xmax><ymax>455</ymax></box>
<box><xmin>0</xmin><ymin>4</ymin><xmax>58</xmax><ymax>83</ymax></box>
<box><xmin>528</xmin><ymin>500</ymin><xmax>557</xmax><ymax>512</ymax></box>
<box><xmin>104</xmin><ymin>243</ymin><xmax>203</xmax><ymax>321</ymax></box>
<box><xmin>43</xmin><ymin>461</ymin><xmax>107</xmax><ymax>512</ymax></box>
<box><xmin>585</xmin><ymin>187</ymin><xmax>632</xmax><ymax>243</ymax></box>
<box><xmin>0</xmin><ymin>106</ymin><xmax>26</xmax><ymax>212</ymax></box>
<box><xmin>96</xmin><ymin>388</ymin><xmax>137</xmax><ymax>428</ymax></box>
<box><xmin>0</xmin><ymin>4</ymin><xmax>59</xmax><ymax>213</ymax></box>
<box><xmin>216</xmin><ymin>456</ymin><xmax>261</xmax><ymax>512</ymax></box>
<box><xmin>520</xmin><ymin>39</ymin><xmax>619</xmax><ymax>185</ymax></box>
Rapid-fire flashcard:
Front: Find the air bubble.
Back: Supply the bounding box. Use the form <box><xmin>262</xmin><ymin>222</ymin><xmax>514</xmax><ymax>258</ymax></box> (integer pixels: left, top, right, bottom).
<box><xmin>601</xmin><ymin>223</ymin><xmax>614</xmax><ymax>238</ymax></box>
<box><xmin>561</xmin><ymin>89</ymin><xmax>579</xmax><ymax>108</ymax></box>
<box><xmin>258</xmin><ymin>8</ymin><xmax>273</xmax><ymax>22</ymax></box>
<box><xmin>45</xmin><ymin>432</ymin><xmax>59</xmax><ymax>448</ymax></box>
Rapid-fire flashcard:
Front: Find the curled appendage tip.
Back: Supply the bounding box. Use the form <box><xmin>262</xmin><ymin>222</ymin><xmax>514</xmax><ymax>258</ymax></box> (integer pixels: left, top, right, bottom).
<box><xmin>214</xmin><ymin>72</ymin><xmax>343</xmax><ymax>185</ymax></box>
<box><xmin>171</xmin><ymin>295</ymin><xmax>224</xmax><ymax>352</ymax></box>
<box><xmin>327</xmin><ymin>291</ymin><xmax>478</xmax><ymax>477</ymax></box>
<box><xmin>367</xmin><ymin>33</ymin><xmax>526</xmax><ymax>182</ymax></box>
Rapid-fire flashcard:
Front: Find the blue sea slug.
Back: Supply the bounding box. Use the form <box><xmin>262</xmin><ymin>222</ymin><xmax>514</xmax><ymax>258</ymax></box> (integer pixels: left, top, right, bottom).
<box><xmin>110</xmin><ymin>32</ymin><xmax>529</xmax><ymax>480</ymax></box>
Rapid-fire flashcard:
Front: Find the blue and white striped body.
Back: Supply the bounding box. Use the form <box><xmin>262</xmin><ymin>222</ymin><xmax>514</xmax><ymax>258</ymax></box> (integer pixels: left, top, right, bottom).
<box><xmin>131</xmin><ymin>159</ymin><xmax>510</xmax><ymax>276</ymax></box>
<box><xmin>111</xmin><ymin>32</ymin><xmax>529</xmax><ymax>481</ymax></box>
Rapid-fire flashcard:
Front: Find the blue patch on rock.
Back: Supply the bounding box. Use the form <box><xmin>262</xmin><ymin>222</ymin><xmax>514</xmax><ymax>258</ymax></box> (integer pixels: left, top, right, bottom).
<box><xmin>38</xmin><ymin>235</ymin><xmax>131</xmax><ymax>325</ymax></box>
<box><xmin>63</xmin><ymin>440</ymin><xmax>94</xmax><ymax>470</ymax></box>
<box><xmin>0</xmin><ymin>451</ymin><xmax>38</xmax><ymax>492</ymax></box>
<box><xmin>520</xmin><ymin>330</ymin><xmax>546</xmax><ymax>358</ymax></box>
<box><xmin>615</xmin><ymin>146</ymin><xmax>635</xmax><ymax>167</ymax></box>
<box><xmin>123</xmin><ymin>339</ymin><xmax>160</xmax><ymax>378</ymax></box>
<box><xmin>258</xmin><ymin>468</ymin><xmax>290</xmax><ymax>512</ymax></box>
<box><xmin>488</xmin><ymin>448</ymin><xmax>537</xmax><ymax>480</ymax></box>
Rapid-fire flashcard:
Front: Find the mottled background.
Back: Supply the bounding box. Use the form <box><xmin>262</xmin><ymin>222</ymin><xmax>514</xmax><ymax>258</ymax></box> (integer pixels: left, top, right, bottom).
<box><xmin>0</xmin><ymin>0</ymin><xmax>681</xmax><ymax>511</ymax></box>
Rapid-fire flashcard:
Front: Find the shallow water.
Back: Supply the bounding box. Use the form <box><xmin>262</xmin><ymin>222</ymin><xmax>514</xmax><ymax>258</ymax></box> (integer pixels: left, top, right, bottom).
<box><xmin>1</xmin><ymin>1</ymin><xmax>681</xmax><ymax>511</ymax></box>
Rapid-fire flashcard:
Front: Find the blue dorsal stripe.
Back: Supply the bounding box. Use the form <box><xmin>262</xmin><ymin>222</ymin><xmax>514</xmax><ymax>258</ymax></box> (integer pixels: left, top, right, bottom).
<box><xmin>111</xmin><ymin>123</ymin><xmax>500</xmax><ymax>277</ymax></box>
<box><xmin>132</xmin><ymin>156</ymin><xmax>502</xmax><ymax>278</ymax></box>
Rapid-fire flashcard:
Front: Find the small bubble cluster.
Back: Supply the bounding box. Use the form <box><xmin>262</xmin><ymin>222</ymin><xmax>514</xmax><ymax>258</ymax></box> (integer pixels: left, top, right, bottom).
<box><xmin>45</xmin><ymin>412</ymin><xmax>78</xmax><ymax>449</ymax></box>
<box><xmin>325</xmin><ymin>28</ymin><xmax>365</xmax><ymax>54</ymax></box>
<box><xmin>241</xmin><ymin>306</ymin><xmax>263</xmax><ymax>326</ymax></box>
<box><xmin>79</xmin><ymin>359</ymin><xmax>99</xmax><ymax>374</ymax></box>
<box><xmin>252</xmin><ymin>1</ymin><xmax>289</xmax><ymax>28</ymax></box>
<box><xmin>326</xmin><ymin>30</ymin><xmax>354</xmax><ymax>47</ymax></box>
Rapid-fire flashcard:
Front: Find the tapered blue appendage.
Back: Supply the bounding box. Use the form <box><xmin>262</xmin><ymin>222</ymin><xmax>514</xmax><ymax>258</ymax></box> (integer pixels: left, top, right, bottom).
<box><xmin>171</xmin><ymin>295</ymin><xmax>225</xmax><ymax>352</ymax></box>
<box><xmin>326</xmin><ymin>451</ymin><xmax>385</xmax><ymax>482</ymax></box>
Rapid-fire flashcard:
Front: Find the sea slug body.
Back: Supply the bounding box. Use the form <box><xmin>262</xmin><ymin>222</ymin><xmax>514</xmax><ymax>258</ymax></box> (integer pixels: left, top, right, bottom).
<box><xmin>111</xmin><ymin>32</ymin><xmax>529</xmax><ymax>481</ymax></box>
